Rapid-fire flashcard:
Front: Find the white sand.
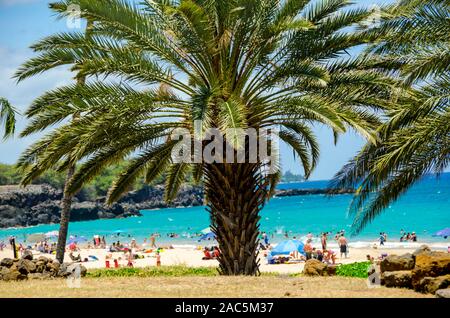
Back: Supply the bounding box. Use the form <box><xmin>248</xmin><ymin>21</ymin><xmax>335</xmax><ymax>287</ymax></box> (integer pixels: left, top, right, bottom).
<box><xmin>1</xmin><ymin>241</ymin><xmax>448</xmax><ymax>274</ymax></box>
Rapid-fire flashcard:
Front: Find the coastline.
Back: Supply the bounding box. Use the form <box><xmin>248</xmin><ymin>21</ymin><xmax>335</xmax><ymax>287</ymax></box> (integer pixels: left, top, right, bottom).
<box><xmin>1</xmin><ymin>175</ymin><xmax>448</xmax><ymax>246</ymax></box>
<box><xmin>0</xmin><ymin>183</ymin><xmax>354</xmax><ymax>229</ymax></box>
<box><xmin>1</xmin><ymin>242</ymin><xmax>448</xmax><ymax>275</ymax></box>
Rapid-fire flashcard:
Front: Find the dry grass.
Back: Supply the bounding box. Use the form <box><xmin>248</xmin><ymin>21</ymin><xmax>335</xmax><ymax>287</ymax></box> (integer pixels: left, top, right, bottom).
<box><xmin>0</xmin><ymin>276</ymin><xmax>431</xmax><ymax>298</ymax></box>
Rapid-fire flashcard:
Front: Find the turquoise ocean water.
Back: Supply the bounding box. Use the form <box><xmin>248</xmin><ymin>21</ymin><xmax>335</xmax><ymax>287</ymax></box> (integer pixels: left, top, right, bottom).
<box><xmin>1</xmin><ymin>173</ymin><xmax>449</xmax><ymax>245</ymax></box>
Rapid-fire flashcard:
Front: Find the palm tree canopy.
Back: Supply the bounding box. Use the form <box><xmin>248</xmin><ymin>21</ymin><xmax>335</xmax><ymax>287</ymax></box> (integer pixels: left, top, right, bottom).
<box><xmin>0</xmin><ymin>98</ymin><xmax>18</xmax><ymax>140</ymax></box>
<box><xmin>16</xmin><ymin>0</ymin><xmax>403</xmax><ymax>203</ymax></box>
<box><xmin>330</xmin><ymin>0</ymin><xmax>450</xmax><ymax>234</ymax></box>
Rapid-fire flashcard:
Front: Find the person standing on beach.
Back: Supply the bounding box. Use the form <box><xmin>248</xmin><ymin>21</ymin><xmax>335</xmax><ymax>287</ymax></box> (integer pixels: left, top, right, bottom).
<box><xmin>304</xmin><ymin>240</ymin><xmax>313</xmax><ymax>260</ymax></box>
<box><xmin>321</xmin><ymin>233</ymin><xmax>327</xmax><ymax>251</ymax></box>
<box><xmin>379</xmin><ymin>232</ymin><xmax>385</xmax><ymax>246</ymax></box>
<box><xmin>127</xmin><ymin>249</ymin><xmax>134</xmax><ymax>267</ymax></box>
<box><xmin>334</xmin><ymin>232</ymin><xmax>340</xmax><ymax>241</ymax></box>
<box><xmin>149</xmin><ymin>234</ymin><xmax>157</xmax><ymax>248</ymax></box>
<box><xmin>156</xmin><ymin>251</ymin><xmax>161</xmax><ymax>267</ymax></box>
<box><xmin>338</xmin><ymin>235</ymin><xmax>348</xmax><ymax>259</ymax></box>
<box><xmin>262</xmin><ymin>232</ymin><xmax>269</xmax><ymax>246</ymax></box>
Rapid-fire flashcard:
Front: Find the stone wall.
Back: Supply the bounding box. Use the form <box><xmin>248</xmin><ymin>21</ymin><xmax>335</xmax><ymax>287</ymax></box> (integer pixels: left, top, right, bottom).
<box><xmin>0</xmin><ymin>251</ymin><xmax>87</xmax><ymax>281</ymax></box>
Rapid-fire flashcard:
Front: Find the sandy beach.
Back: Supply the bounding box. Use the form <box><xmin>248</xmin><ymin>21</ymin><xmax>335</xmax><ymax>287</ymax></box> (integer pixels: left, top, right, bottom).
<box><xmin>2</xmin><ymin>241</ymin><xmax>447</xmax><ymax>274</ymax></box>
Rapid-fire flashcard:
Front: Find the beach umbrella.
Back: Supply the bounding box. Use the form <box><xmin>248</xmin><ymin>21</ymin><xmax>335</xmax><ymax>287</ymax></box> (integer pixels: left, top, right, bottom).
<box><xmin>45</xmin><ymin>231</ymin><xmax>59</xmax><ymax>238</ymax></box>
<box><xmin>26</xmin><ymin>233</ymin><xmax>46</xmax><ymax>243</ymax></box>
<box><xmin>198</xmin><ymin>232</ymin><xmax>215</xmax><ymax>242</ymax></box>
<box><xmin>433</xmin><ymin>228</ymin><xmax>450</xmax><ymax>239</ymax></box>
<box><xmin>270</xmin><ymin>240</ymin><xmax>305</xmax><ymax>256</ymax></box>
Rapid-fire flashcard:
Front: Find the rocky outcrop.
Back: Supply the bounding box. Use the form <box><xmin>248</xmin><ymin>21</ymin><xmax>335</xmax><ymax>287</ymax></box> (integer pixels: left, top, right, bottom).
<box><xmin>414</xmin><ymin>275</ymin><xmax>450</xmax><ymax>294</ymax></box>
<box><xmin>0</xmin><ymin>185</ymin><xmax>141</xmax><ymax>228</ymax></box>
<box><xmin>303</xmin><ymin>259</ymin><xmax>337</xmax><ymax>276</ymax></box>
<box><xmin>118</xmin><ymin>184</ymin><xmax>204</xmax><ymax>210</ymax></box>
<box><xmin>120</xmin><ymin>185</ymin><xmax>355</xmax><ymax>208</ymax></box>
<box><xmin>382</xmin><ymin>271</ymin><xmax>412</xmax><ymax>288</ymax></box>
<box><xmin>413</xmin><ymin>251</ymin><xmax>450</xmax><ymax>280</ymax></box>
<box><xmin>380</xmin><ymin>254</ymin><xmax>415</xmax><ymax>272</ymax></box>
<box><xmin>275</xmin><ymin>188</ymin><xmax>354</xmax><ymax>197</ymax></box>
<box><xmin>0</xmin><ymin>253</ymin><xmax>86</xmax><ymax>281</ymax></box>
<box><xmin>413</xmin><ymin>245</ymin><xmax>431</xmax><ymax>257</ymax></box>
<box><xmin>0</xmin><ymin>185</ymin><xmax>61</xmax><ymax>208</ymax></box>
<box><xmin>0</xmin><ymin>183</ymin><xmax>355</xmax><ymax>228</ymax></box>
<box><xmin>379</xmin><ymin>246</ymin><xmax>450</xmax><ymax>295</ymax></box>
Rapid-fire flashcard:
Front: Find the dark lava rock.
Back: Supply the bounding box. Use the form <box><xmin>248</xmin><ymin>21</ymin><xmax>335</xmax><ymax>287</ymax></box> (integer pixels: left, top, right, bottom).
<box><xmin>380</xmin><ymin>254</ymin><xmax>415</xmax><ymax>272</ymax></box>
<box><xmin>0</xmin><ymin>185</ymin><xmax>141</xmax><ymax>228</ymax></box>
<box><xmin>17</xmin><ymin>259</ymin><xmax>36</xmax><ymax>274</ymax></box>
<box><xmin>0</xmin><ymin>258</ymin><xmax>14</xmax><ymax>268</ymax></box>
<box><xmin>382</xmin><ymin>271</ymin><xmax>413</xmax><ymax>288</ymax></box>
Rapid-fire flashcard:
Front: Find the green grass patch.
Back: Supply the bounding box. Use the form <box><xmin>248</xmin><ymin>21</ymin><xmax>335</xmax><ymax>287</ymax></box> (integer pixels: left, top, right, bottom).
<box><xmin>86</xmin><ymin>266</ymin><xmax>220</xmax><ymax>278</ymax></box>
<box><xmin>86</xmin><ymin>266</ymin><xmax>283</xmax><ymax>278</ymax></box>
<box><xmin>336</xmin><ymin>262</ymin><xmax>371</xmax><ymax>278</ymax></box>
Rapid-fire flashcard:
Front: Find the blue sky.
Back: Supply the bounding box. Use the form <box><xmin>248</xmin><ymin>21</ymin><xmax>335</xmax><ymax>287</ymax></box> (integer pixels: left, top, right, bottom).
<box><xmin>0</xmin><ymin>0</ymin><xmax>394</xmax><ymax>180</ymax></box>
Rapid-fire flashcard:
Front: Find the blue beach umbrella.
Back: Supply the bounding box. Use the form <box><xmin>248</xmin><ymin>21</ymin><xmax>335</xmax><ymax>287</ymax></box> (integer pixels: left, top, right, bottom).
<box><xmin>271</xmin><ymin>239</ymin><xmax>305</xmax><ymax>256</ymax></box>
<box><xmin>433</xmin><ymin>228</ymin><xmax>450</xmax><ymax>239</ymax></box>
<box><xmin>198</xmin><ymin>232</ymin><xmax>215</xmax><ymax>242</ymax></box>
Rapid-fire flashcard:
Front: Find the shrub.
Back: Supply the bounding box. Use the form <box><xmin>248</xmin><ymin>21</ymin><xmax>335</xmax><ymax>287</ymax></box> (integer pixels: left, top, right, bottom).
<box><xmin>336</xmin><ymin>262</ymin><xmax>371</xmax><ymax>278</ymax></box>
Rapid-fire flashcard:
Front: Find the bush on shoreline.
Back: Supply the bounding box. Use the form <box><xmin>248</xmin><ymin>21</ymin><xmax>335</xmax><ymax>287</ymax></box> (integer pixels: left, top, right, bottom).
<box><xmin>336</xmin><ymin>262</ymin><xmax>370</xmax><ymax>278</ymax></box>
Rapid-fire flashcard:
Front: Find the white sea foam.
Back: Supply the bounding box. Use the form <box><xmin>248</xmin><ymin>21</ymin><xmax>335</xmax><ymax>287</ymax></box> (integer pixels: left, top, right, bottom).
<box><xmin>172</xmin><ymin>244</ymin><xmax>199</xmax><ymax>249</ymax></box>
<box><xmin>169</xmin><ymin>241</ymin><xmax>449</xmax><ymax>251</ymax></box>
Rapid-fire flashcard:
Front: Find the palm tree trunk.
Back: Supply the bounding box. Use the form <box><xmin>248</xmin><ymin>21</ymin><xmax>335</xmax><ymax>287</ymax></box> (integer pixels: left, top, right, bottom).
<box><xmin>54</xmin><ymin>20</ymin><xmax>92</xmax><ymax>265</ymax></box>
<box><xmin>55</xmin><ymin>165</ymin><xmax>75</xmax><ymax>264</ymax></box>
<box><xmin>204</xmin><ymin>163</ymin><xmax>268</xmax><ymax>275</ymax></box>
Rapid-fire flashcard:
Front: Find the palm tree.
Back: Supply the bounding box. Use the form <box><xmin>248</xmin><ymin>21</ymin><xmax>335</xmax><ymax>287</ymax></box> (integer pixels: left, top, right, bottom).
<box><xmin>0</xmin><ymin>97</ymin><xmax>18</xmax><ymax>258</ymax></box>
<box><xmin>0</xmin><ymin>98</ymin><xmax>17</xmax><ymax>140</ymax></box>
<box><xmin>14</xmin><ymin>4</ymin><xmax>93</xmax><ymax>264</ymax></box>
<box><xmin>331</xmin><ymin>0</ymin><xmax>450</xmax><ymax>234</ymax></box>
<box><xmin>18</xmin><ymin>0</ymin><xmax>401</xmax><ymax>275</ymax></box>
